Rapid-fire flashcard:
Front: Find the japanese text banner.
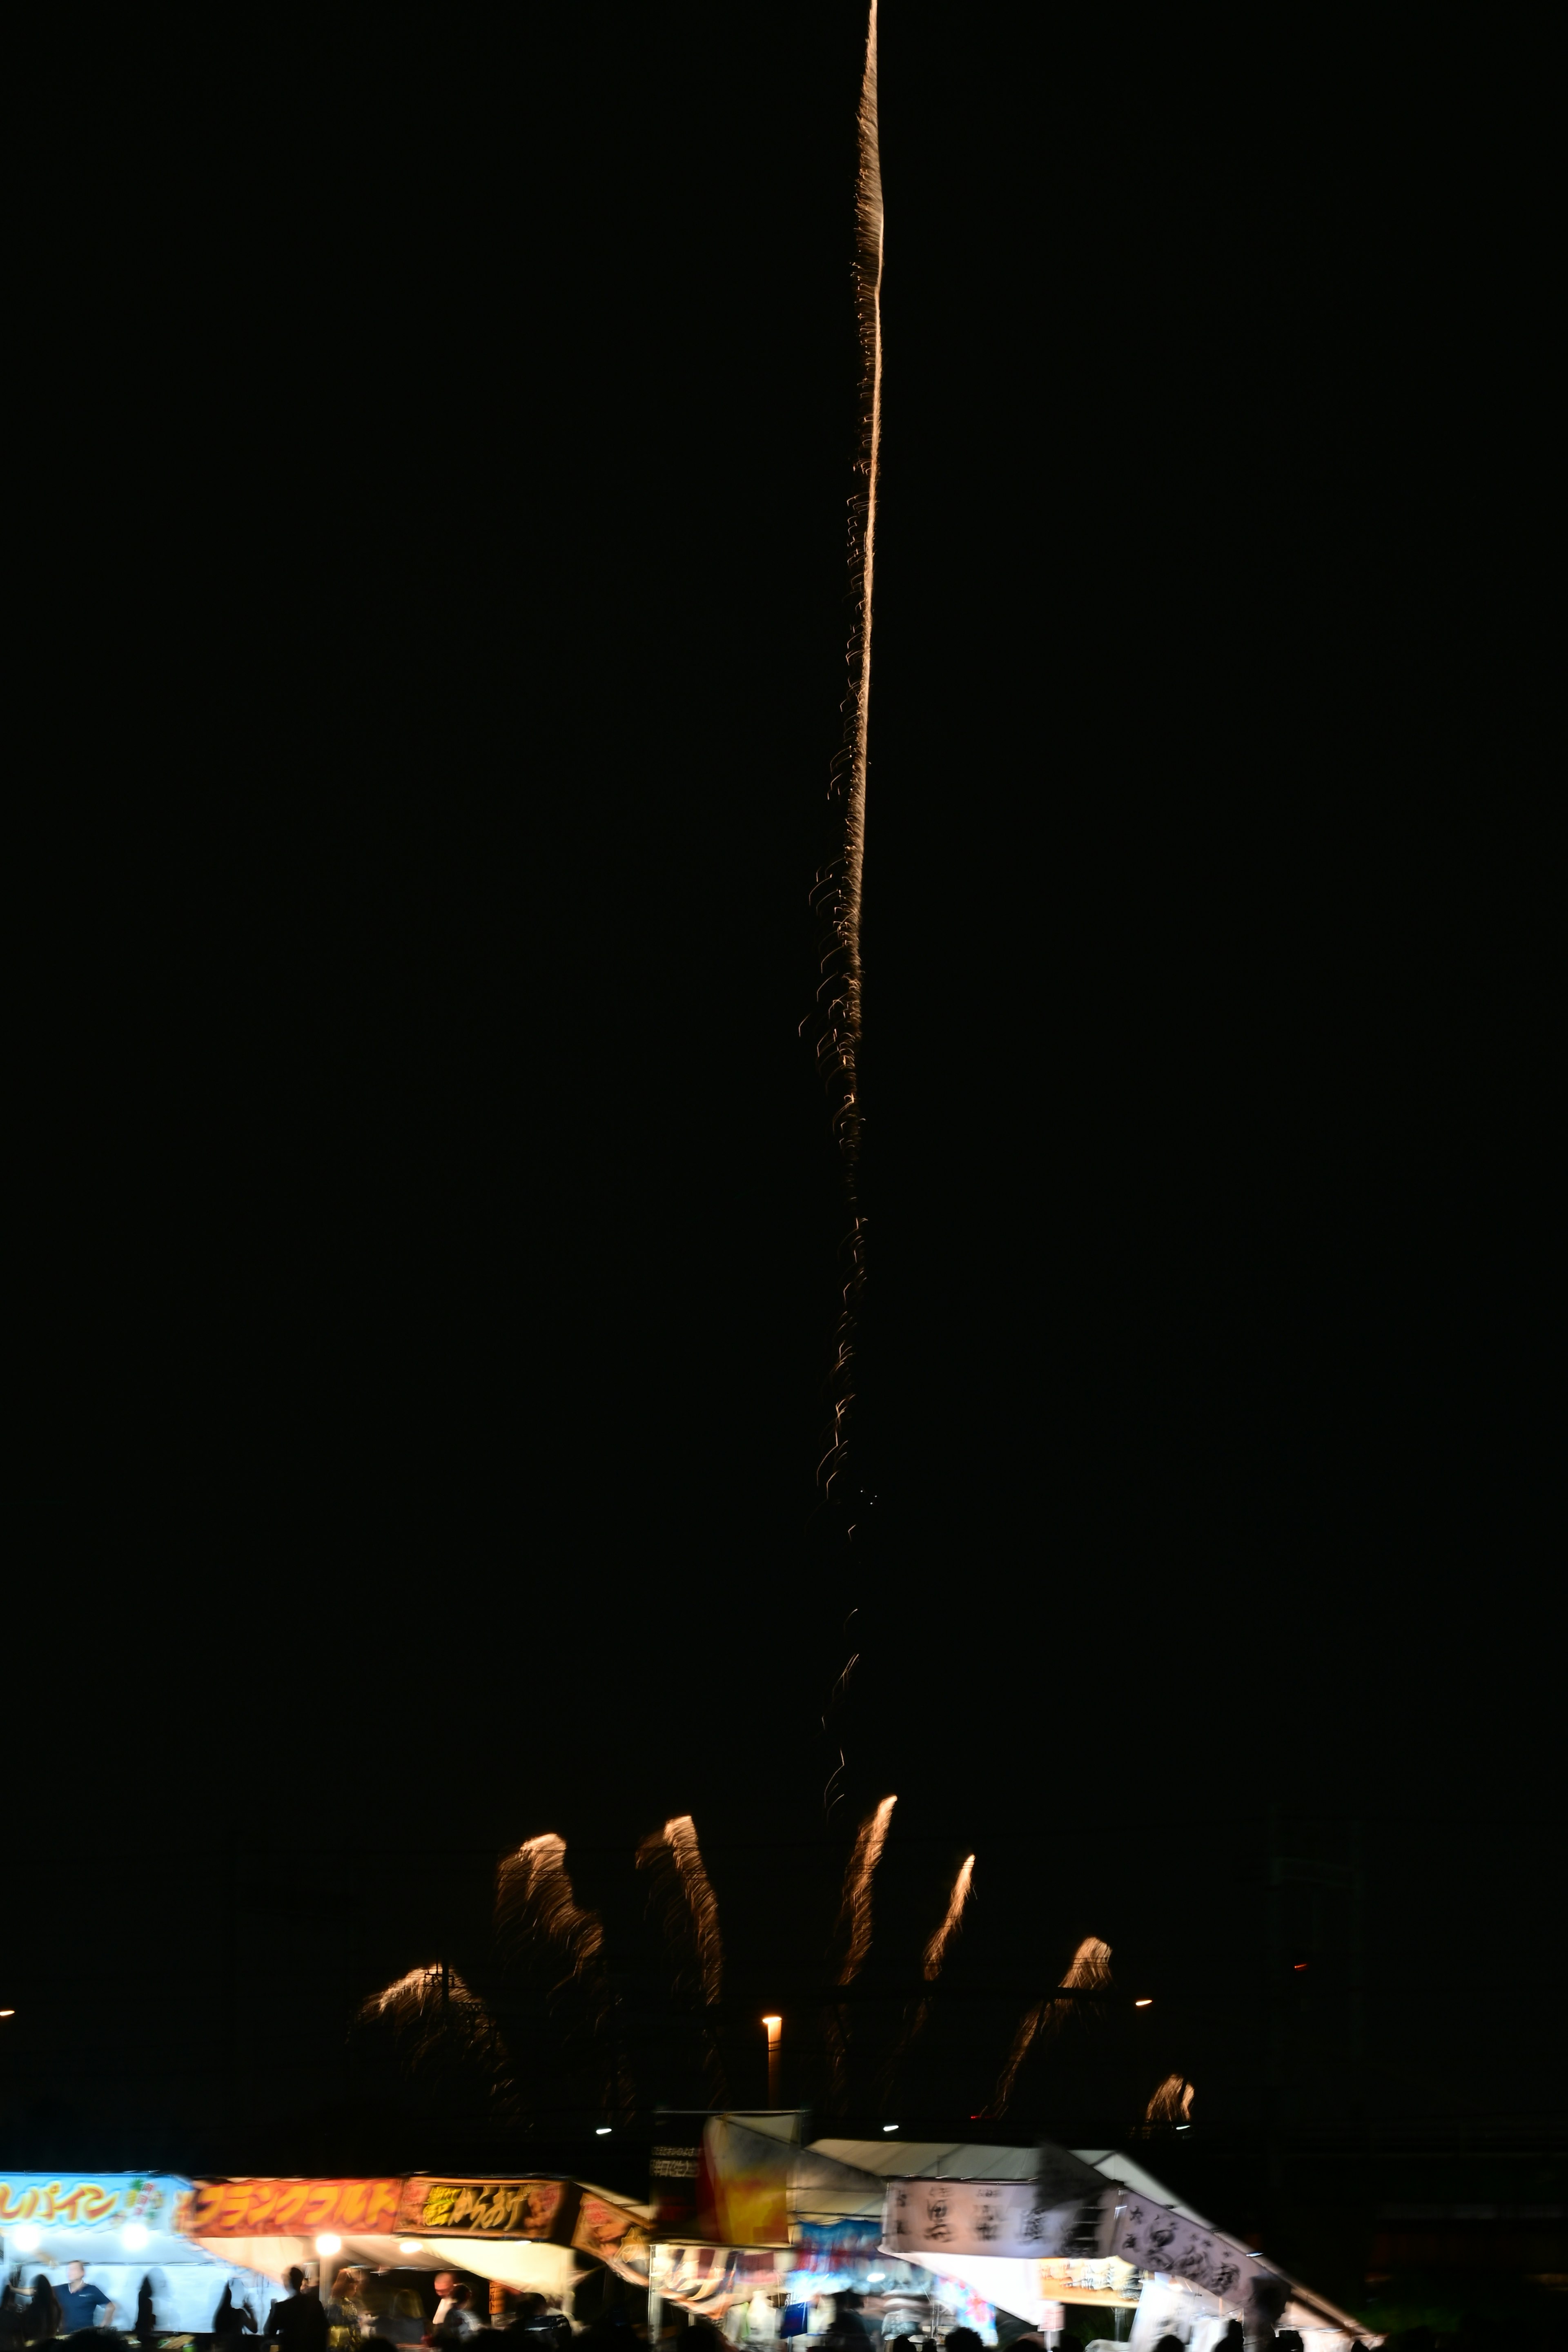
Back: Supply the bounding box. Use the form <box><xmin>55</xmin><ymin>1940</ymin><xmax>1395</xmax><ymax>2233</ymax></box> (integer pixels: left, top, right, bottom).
<box><xmin>881</xmin><ymin>2179</ymin><xmax>1114</xmax><ymax>2262</ymax></box>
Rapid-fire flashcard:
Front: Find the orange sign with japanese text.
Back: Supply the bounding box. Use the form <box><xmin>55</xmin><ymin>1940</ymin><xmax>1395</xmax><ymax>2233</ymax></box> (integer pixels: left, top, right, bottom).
<box><xmin>393</xmin><ymin>2179</ymin><xmax>565</xmax><ymax>2238</ymax></box>
<box><xmin>181</xmin><ymin>2180</ymin><xmax>403</xmax><ymax>2237</ymax></box>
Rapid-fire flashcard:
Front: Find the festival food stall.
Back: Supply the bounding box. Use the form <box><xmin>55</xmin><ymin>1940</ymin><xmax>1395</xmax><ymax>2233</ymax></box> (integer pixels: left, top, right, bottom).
<box><xmin>863</xmin><ymin>2138</ymin><xmax>1371</xmax><ymax>2351</ymax></box>
<box><xmin>620</xmin><ymin>2122</ymin><xmax>1372</xmax><ymax>2352</ymax></box>
<box><xmin>180</xmin><ymin>2176</ymin><xmax>656</xmax><ymax>2315</ymax></box>
<box><xmin>0</xmin><ymin>2172</ymin><xmax>276</xmax><ymax>2334</ymax></box>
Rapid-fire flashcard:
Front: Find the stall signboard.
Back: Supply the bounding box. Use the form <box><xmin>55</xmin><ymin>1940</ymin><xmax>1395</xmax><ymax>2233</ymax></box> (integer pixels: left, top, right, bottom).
<box><xmin>394</xmin><ymin>2179</ymin><xmax>566</xmax><ymax>2239</ymax></box>
<box><xmin>0</xmin><ymin>2176</ymin><xmax>183</xmax><ymax>2231</ymax></box>
<box><xmin>181</xmin><ymin>2180</ymin><xmax>403</xmax><ymax>2236</ymax></box>
<box><xmin>572</xmin><ymin>2197</ymin><xmax>649</xmax><ymax>2266</ymax></box>
<box><xmin>882</xmin><ymin>2180</ymin><xmax>1113</xmax><ymax>2263</ymax></box>
<box><xmin>1108</xmin><ymin>2192</ymin><xmax>1283</xmax><ymax>2317</ymax></box>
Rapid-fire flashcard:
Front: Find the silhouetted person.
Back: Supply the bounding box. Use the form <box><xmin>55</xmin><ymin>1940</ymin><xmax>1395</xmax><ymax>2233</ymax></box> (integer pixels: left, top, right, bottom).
<box><xmin>295</xmin><ymin>2286</ymin><xmax>327</xmax><ymax>2352</ymax></box>
<box><xmin>267</xmin><ymin>2271</ymin><xmax>306</xmax><ymax>2348</ymax></box>
<box><xmin>134</xmin><ymin>2281</ymin><xmax>156</xmax><ymax>2342</ymax></box>
<box><xmin>822</xmin><ymin>2298</ymin><xmax>869</xmax><ymax>2352</ymax></box>
<box><xmin>26</xmin><ymin>2281</ymin><xmax>60</xmax><ymax>2344</ymax></box>
<box><xmin>1</xmin><ymin>2276</ymin><xmax>24</xmax><ymax>2352</ymax></box>
<box><xmin>216</xmin><ymin>2285</ymin><xmax>249</xmax><ymax>2339</ymax></box>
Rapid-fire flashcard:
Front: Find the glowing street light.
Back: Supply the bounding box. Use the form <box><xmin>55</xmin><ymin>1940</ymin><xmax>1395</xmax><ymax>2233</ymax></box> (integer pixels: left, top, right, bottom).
<box><xmin>762</xmin><ymin>2015</ymin><xmax>782</xmax><ymax>2107</ymax></box>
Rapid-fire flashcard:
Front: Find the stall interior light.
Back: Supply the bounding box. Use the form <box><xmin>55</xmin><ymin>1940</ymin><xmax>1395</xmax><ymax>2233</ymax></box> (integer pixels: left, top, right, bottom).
<box><xmin>399</xmin><ymin>2243</ymin><xmax>422</xmax><ymax>2257</ymax></box>
<box><xmin>596</xmin><ymin>2127</ymin><xmax>612</xmax><ymax>2136</ymax></box>
<box><xmin>1135</xmin><ymin>1998</ymin><xmax>1153</xmax><ymax>2008</ymax></box>
<box><xmin>315</xmin><ymin>2234</ymin><xmax>342</xmax><ymax>2257</ymax></box>
<box><xmin>122</xmin><ymin>2225</ymin><xmax>150</xmax><ymax>2252</ymax></box>
<box><xmin>12</xmin><ymin>2227</ymin><xmax>40</xmax><ymax>2253</ymax></box>
<box><xmin>882</xmin><ymin>2123</ymin><xmax>898</xmax><ymax>2133</ymax></box>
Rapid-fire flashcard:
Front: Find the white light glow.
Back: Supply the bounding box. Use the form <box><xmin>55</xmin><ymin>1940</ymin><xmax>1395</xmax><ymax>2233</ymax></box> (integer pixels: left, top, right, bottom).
<box><xmin>122</xmin><ymin>2223</ymin><xmax>150</xmax><ymax>2252</ymax></box>
<box><xmin>315</xmin><ymin>2234</ymin><xmax>342</xmax><ymax>2257</ymax></box>
<box><xmin>595</xmin><ymin>2127</ymin><xmax>612</xmax><ymax>2136</ymax></box>
<box><xmin>882</xmin><ymin>2123</ymin><xmax>898</xmax><ymax>2132</ymax></box>
<box><xmin>13</xmin><ymin>2225</ymin><xmax>40</xmax><ymax>2252</ymax></box>
<box><xmin>399</xmin><ymin>2243</ymin><xmax>422</xmax><ymax>2256</ymax></box>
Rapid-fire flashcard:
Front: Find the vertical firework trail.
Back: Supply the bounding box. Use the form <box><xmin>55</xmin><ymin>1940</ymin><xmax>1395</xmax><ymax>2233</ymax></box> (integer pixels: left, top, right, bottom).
<box><xmin>813</xmin><ymin>0</ymin><xmax>882</xmax><ymax>1523</ymax></box>
<box><xmin>989</xmin><ymin>1934</ymin><xmax>1114</xmax><ymax>2116</ymax></box>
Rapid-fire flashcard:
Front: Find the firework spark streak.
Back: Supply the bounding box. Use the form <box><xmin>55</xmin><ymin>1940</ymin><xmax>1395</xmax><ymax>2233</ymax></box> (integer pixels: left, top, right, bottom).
<box><xmin>813</xmin><ymin>0</ymin><xmax>883</xmax><ymax>1512</ymax></box>
<box><xmin>496</xmin><ymin>1831</ymin><xmax>630</xmax><ymax>2120</ymax></box>
<box><xmin>922</xmin><ymin>1853</ymin><xmax>976</xmax><ymax>1980</ymax></box>
<box><xmin>1143</xmin><ymin>2071</ymin><xmax>1195</xmax><ymax>2125</ymax></box>
<box><xmin>496</xmin><ymin>1832</ymin><xmax>604</xmax><ymax>1978</ymax></box>
<box><xmin>637</xmin><ymin>1814</ymin><xmax>726</xmax><ymax>2098</ymax></box>
<box><xmin>826</xmin><ymin>1791</ymin><xmax>895</xmax><ymax>2108</ymax></box>
<box><xmin>989</xmin><ymin>1934</ymin><xmax>1113</xmax><ymax>2116</ymax></box>
<box><xmin>880</xmin><ymin>1853</ymin><xmax>977</xmax><ymax>2098</ymax></box>
<box><xmin>836</xmin><ymin>1793</ymin><xmax>897</xmax><ymax>1983</ymax></box>
<box><xmin>636</xmin><ymin>1814</ymin><xmax>724</xmax><ymax>2006</ymax></box>
<box><xmin>359</xmin><ymin>1962</ymin><xmax>508</xmax><ymax>2080</ymax></box>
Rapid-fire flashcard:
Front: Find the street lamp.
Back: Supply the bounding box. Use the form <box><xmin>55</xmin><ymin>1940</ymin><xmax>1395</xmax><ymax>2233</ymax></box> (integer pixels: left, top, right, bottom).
<box><xmin>762</xmin><ymin>2014</ymin><xmax>782</xmax><ymax>2107</ymax></box>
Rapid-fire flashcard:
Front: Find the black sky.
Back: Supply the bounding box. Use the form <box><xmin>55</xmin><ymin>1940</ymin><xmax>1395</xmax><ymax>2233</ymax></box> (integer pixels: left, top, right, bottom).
<box><xmin>11</xmin><ymin>6</ymin><xmax>1557</xmax><ymax>2167</ymax></box>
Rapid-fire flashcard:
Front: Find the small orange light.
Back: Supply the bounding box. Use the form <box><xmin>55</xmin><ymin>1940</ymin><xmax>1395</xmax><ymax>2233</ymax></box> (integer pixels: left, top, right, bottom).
<box><xmin>1135</xmin><ymin>1998</ymin><xmax>1153</xmax><ymax>2008</ymax></box>
<box><xmin>762</xmin><ymin>2014</ymin><xmax>782</xmax><ymax>2037</ymax></box>
<box><xmin>1294</xmin><ymin>1963</ymin><xmax>1308</xmax><ymax>1971</ymax></box>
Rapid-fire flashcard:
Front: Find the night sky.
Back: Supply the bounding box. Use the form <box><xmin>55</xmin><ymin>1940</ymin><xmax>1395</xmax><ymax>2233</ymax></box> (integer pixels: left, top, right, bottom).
<box><xmin>11</xmin><ymin>2</ymin><xmax>1556</xmax><ymax>2208</ymax></box>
